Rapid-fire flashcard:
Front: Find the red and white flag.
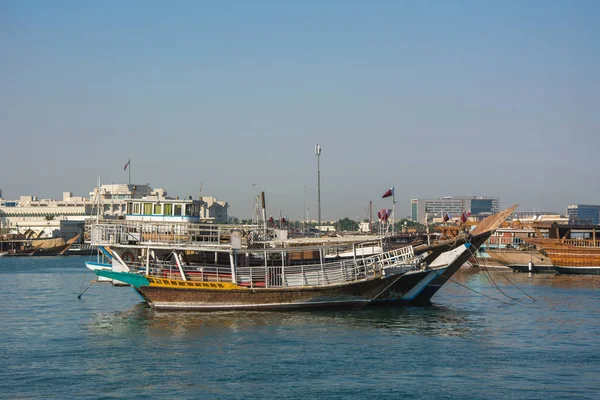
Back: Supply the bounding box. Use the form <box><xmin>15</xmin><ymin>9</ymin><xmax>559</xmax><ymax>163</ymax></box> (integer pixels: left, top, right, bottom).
<box><xmin>382</xmin><ymin>187</ymin><xmax>394</xmax><ymax>199</ymax></box>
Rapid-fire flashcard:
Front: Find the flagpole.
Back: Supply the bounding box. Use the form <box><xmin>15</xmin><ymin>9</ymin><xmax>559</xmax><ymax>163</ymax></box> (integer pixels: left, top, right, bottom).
<box><xmin>392</xmin><ymin>191</ymin><xmax>395</xmax><ymax>234</ymax></box>
<box><xmin>129</xmin><ymin>158</ymin><xmax>131</xmax><ymax>186</ymax></box>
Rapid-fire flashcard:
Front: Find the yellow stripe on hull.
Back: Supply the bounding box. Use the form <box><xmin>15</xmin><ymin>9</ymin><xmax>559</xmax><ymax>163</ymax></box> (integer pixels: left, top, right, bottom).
<box><xmin>146</xmin><ymin>277</ymin><xmax>246</xmax><ymax>290</ymax></box>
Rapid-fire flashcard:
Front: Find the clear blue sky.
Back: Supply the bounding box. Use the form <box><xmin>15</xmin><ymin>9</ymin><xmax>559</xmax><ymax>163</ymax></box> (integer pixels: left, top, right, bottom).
<box><xmin>1</xmin><ymin>1</ymin><xmax>599</xmax><ymax>220</ymax></box>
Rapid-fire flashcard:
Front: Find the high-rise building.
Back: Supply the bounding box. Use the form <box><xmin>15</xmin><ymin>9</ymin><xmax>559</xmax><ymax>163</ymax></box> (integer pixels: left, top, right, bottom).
<box><xmin>411</xmin><ymin>196</ymin><xmax>500</xmax><ymax>224</ymax></box>
<box><xmin>567</xmin><ymin>204</ymin><xmax>600</xmax><ymax>224</ymax></box>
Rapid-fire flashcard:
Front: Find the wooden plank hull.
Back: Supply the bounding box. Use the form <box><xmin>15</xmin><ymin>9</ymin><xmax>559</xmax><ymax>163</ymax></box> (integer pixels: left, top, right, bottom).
<box><xmin>523</xmin><ymin>238</ymin><xmax>600</xmax><ymax>273</ymax></box>
<box><xmin>136</xmin><ymin>267</ymin><xmax>463</xmax><ymax>311</ymax></box>
<box><xmin>136</xmin><ymin>278</ymin><xmax>392</xmax><ymax>311</ymax></box>
<box><xmin>484</xmin><ymin>249</ymin><xmax>553</xmax><ymax>273</ymax></box>
<box><xmin>545</xmin><ymin>248</ymin><xmax>600</xmax><ymax>268</ymax></box>
<box><xmin>485</xmin><ymin>249</ymin><xmax>551</xmax><ymax>267</ymax></box>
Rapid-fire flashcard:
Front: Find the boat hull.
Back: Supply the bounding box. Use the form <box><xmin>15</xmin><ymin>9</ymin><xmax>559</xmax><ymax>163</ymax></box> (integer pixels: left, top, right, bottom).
<box><xmin>485</xmin><ymin>249</ymin><xmax>551</xmax><ymax>270</ymax></box>
<box><xmin>135</xmin><ymin>278</ymin><xmax>394</xmax><ymax>311</ymax></box>
<box><xmin>133</xmin><ymin>244</ymin><xmax>479</xmax><ymax>311</ymax></box>
<box><xmin>553</xmin><ymin>266</ymin><xmax>600</xmax><ymax>275</ymax></box>
<box><xmin>95</xmin><ymin>266</ymin><xmax>451</xmax><ymax>311</ymax></box>
<box><xmin>524</xmin><ymin>238</ymin><xmax>600</xmax><ymax>273</ymax></box>
<box><xmin>407</xmin><ymin>234</ymin><xmax>489</xmax><ymax>305</ymax></box>
<box><xmin>509</xmin><ymin>264</ymin><xmax>556</xmax><ymax>273</ymax></box>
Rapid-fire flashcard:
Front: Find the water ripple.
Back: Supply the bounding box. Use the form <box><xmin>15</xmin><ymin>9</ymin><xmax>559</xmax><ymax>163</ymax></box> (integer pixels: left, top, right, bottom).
<box><xmin>1</xmin><ymin>258</ymin><xmax>599</xmax><ymax>399</ymax></box>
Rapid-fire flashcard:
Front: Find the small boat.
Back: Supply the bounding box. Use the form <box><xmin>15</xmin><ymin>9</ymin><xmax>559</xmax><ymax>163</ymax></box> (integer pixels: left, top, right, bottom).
<box><xmin>475</xmin><ymin>227</ymin><xmax>554</xmax><ymax>272</ymax></box>
<box><xmin>0</xmin><ymin>234</ymin><xmax>81</xmax><ymax>256</ymax></box>
<box><xmin>483</xmin><ymin>247</ymin><xmax>554</xmax><ymax>273</ymax></box>
<box><xmin>85</xmin><ymin>197</ymin><xmax>517</xmax><ymax>310</ymax></box>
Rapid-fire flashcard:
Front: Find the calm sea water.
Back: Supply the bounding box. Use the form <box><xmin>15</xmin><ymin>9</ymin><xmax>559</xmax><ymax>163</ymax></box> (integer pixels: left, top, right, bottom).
<box><xmin>1</xmin><ymin>256</ymin><xmax>599</xmax><ymax>400</ymax></box>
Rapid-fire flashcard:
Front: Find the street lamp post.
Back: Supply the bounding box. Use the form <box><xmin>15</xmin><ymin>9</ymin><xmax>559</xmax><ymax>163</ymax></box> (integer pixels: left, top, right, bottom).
<box><xmin>315</xmin><ymin>144</ymin><xmax>322</xmax><ymax>228</ymax></box>
<box><xmin>251</xmin><ymin>183</ymin><xmax>256</xmax><ymax>224</ymax></box>
<box><xmin>302</xmin><ymin>184</ymin><xmax>306</xmax><ymax>233</ymax></box>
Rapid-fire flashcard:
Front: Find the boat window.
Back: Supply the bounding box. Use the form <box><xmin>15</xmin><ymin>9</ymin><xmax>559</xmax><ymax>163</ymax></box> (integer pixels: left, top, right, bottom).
<box><xmin>164</xmin><ymin>204</ymin><xmax>172</xmax><ymax>216</ymax></box>
<box><xmin>174</xmin><ymin>205</ymin><xmax>182</xmax><ymax>216</ymax></box>
<box><xmin>185</xmin><ymin>205</ymin><xmax>193</xmax><ymax>216</ymax></box>
<box><xmin>143</xmin><ymin>203</ymin><xmax>152</xmax><ymax>214</ymax></box>
<box><xmin>134</xmin><ymin>203</ymin><xmax>140</xmax><ymax>214</ymax></box>
<box><xmin>126</xmin><ymin>203</ymin><xmax>132</xmax><ymax>214</ymax></box>
<box><xmin>154</xmin><ymin>204</ymin><xmax>162</xmax><ymax>215</ymax></box>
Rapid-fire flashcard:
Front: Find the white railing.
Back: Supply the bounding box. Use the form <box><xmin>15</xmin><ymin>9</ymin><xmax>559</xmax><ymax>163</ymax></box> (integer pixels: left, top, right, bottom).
<box><xmin>562</xmin><ymin>239</ymin><xmax>600</xmax><ymax>248</ymax></box>
<box><xmin>234</xmin><ymin>246</ymin><xmax>419</xmax><ymax>289</ymax></box>
<box><xmin>87</xmin><ymin>221</ymin><xmax>224</xmax><ymax>247</ymax></box>
<box><xmin>117</xmin><ymin>245</ymin><xmax>421</xmax><ymax>289</ymax></box>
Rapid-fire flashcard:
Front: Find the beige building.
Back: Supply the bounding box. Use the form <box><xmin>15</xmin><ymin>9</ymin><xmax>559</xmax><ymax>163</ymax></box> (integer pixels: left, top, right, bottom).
<box><xmin>0</xmin><ymin>184</ymin><xmax>229</xmax><ymax>238</ymax></box>
<box><xmin>0</xmin><ymin>192</ymin><xmax>88</xmax><ymax>238</ymax></box>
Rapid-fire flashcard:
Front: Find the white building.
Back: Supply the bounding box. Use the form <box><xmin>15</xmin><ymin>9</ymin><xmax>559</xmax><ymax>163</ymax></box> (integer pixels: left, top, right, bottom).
<box><xmin>411</xmin><ymin>196</ymin><xmax>500</xmax><ymax>224</ymax></box>
<box><xmin>0</xmin><ymin>184</ymin><xmax>230</xmax><ymax>238</ymax></box>
<box><xmin>512</xmin><ymin>211</ymin><xmax>568</xmax><ymax>224</ymax></box>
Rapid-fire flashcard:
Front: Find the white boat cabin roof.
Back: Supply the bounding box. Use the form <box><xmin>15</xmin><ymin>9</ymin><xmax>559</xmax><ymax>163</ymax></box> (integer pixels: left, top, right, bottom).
<box><xmin>125</xmin><ymin>197</ymin><xmax>202</xmax><ymax>221</ymax></box>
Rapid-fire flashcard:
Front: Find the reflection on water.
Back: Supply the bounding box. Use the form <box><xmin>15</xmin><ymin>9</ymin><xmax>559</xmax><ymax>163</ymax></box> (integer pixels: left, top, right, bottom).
<box><xmin>87</xmin><ymin>302</ymin><xmax>477</xmax><ymax>339</ymax></box>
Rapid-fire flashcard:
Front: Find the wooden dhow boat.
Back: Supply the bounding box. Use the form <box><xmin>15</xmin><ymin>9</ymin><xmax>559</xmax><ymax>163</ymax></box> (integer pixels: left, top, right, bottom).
<box><xmin>524</xmin><ymin>238</ymin><xmax>600</xmax><ymax>274</ymax></box>
<box><xmin>86</xmin><ymin>204</ymin><xmax>517</xmax><ymax>310</ymax></box>
<box><xmin>477</xmin><ymin>228</ymin><xmax>554</xmax><ymax>273</ymax></box>
<box><xmin>520</xmin><ymin>223</ymin><xmax>600</xmax><ymax>275</ymax></box>
<box><xmin>0</xmin><ymin>234</ymin><xmax>81</xmax><ymax>256</ymax></box>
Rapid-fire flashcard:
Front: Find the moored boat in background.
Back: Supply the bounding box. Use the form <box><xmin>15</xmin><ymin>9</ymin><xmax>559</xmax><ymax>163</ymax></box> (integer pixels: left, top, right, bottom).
<box><xmin>524</xmin><ymin>237</ymin><xmax>600</xmax><ymax>275</ymax></box>
<box><xmin>474</xmin><ymin>227</ymin><xmax>554</xmax><ymax>272</ymax></box>
<box><xmin>0</xmin><ymin>234</ymin><xmax>81</xmax><ymax>256</ymax></box>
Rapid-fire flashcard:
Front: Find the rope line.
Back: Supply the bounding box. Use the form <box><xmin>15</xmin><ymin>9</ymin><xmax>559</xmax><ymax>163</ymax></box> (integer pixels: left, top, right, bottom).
<box><xmin>77</xmin><ymin>280</ymin><xmax>95</xmax><ymax>299</ymax></box>
<box><xmin>502</xmin><ymin>273</ymin><xmax>537</xmax><ymax>302</ymax></box>
<box><xmin>466</xmin><ymin>238</ymin><xmax>520</xmax><ymax>301</ymax></box>
<box><xmin>423</xmin><ymin>243</ymin><xmax>514</xmax><ymax>305</ymax></box>
<box><xmin>446</xmin><ymin>275</ymin><xmax>514</xmax><ymax>305</ymax></box>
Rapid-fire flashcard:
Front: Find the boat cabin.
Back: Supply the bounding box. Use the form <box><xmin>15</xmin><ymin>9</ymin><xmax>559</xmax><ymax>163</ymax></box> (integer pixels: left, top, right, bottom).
<box><xmin>125</xmin><ymin>198</ymin><xmax>202</xmax><ymax>223</ymax></box>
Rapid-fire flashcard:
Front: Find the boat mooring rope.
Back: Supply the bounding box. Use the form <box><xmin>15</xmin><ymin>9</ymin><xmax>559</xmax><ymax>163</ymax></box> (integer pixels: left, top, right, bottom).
<box><xmin>501</xmin><ymin>273</ymin><xmax>537</xmax><ymax>302</ymax></box>
<box><xmin>77</xmin><ymin>280</ymin><xmax>94</xmax><ymax>299</ymax></box>
<box><xmin>460</xmin><ymin>238</ymin><xmax>518</xmax><ymax>301</ymax></box>
<box><xmin>445</xmin><ymin>275</ymin><xmax>514</xmax><ymax>305</ymax></box>
<box><xmin>466</xmin><ymin>238</ymin><xmax>536</xmax><ymax>303</ymax></box>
